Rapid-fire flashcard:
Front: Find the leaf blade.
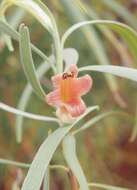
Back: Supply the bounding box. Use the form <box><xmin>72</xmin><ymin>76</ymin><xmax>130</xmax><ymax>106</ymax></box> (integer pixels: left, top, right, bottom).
<box><xmin>79</xmin><ymin>65</ymin><xmax>137</xmax><ymax>82</ymax></box>
<box><xmin>0</xmin><ymin>102</ymin><xmax>59</xmax><ymax>124</ymax></box>
<box><xmin>21</xmin><ymin>127</ymin><xmax>70</xmax><ymax>190</ymax></box>
<box><xmin>15</xmin><ymin>61</ymin><xmax>51</xmax><ymax>143</ymax></box>
<box><xmin>19</xmin><ymin>24</ymin><xmax>46</xmax><ymax>100</ymax></box>
<box><xmin>63</xmin><ymin>135</ymin><xmax>89</xmax><ymax>190</ymax></box>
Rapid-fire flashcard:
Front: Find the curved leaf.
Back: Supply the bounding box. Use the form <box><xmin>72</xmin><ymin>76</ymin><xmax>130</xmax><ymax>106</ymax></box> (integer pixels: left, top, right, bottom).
<box><xmin>0</xmin><ymin>102</ymin><xmax>59</xmax><ymax>124</ymax></box>
<box><xmin>73</xmin><ymin>111</ymin><xmax>131</xmax><ymax>135</ymax></box>
<box><xmin>15</xmin><ymin>61</ymin><xmax>51</xmax><ymax>143</ymax></box>
<box><xmin>0</xmin><ymin>19</ymin><xmax>49</xmax><ymax>61</ymax></box>
<box><xmin>79</xmin><ymin>65</ymin><xmax>137</xmax><ymax>81</ymax></box>
<box><xmin>88</xmin><ymin>182</ymin><xmax>129</xmax><ymax>190</ymax></box>
<box><xmin>61</xmin><ymin>20</ymin><xmax>137</xmax><ymax>64</ymax></box>
<box><xmin>0</xmin><ymin>158</ymin><xmax>30</xmax><ymax>168</ymax></box>
<box><xmin>3</xmin><ymin>0</ymin><xmax>54</xmax><ymax>34</ymax></box>
<box><xmin>21</xmin><ymin>127</ymin><xmax>71</xmax><ymax>190</ymax></box>
<box><xmin>19</xmin><ymin>24</ymin><xmax>46</xmax><ymax>100</ymax></box>
<box><xmin>0</xmin><ymin>15</ymin><xmax>14</xmax><ymax>51</ymax></box>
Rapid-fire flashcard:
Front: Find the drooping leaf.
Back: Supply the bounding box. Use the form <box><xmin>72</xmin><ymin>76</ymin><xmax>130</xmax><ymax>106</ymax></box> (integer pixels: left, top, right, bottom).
<box><xmin>61</xmin><ymin>20</ymin><xmax>137</xmax><ymax>64</ymax></box>
<box><xmin>0</xmin><ymin>102</ymin><xmax>59</xmax><ymax>124</ymax></box>
<box><xmin>15</xmin><ymin>61</ymin><xmax>52</xmax><ymax>143</ymax></box>
<box><xmin>0</xmin><ymin>158</ymin><xmax>30</xmax><ymax>168</ymax></box>
<box><xmin>79</xmin><ymin>65</ymin><xmax>137</xmax><ymax>82</ymax></box>
<box><xmin>21</xmin><ymin>127</ymin><xmax>71</xmax><ymax>190</ymax></box>
<box><xmin>73</xmin><ymin>111</ymin><xmax>131</xmax><ymax>135</ymax></box>
<box><xmin>88</xmin><ymin>182</ymin><xmax>129</xmax><ymax>190</ymax></box>
<box><xmin>19</xmin><ymin>24</ymin><xmax>46</xmax><ymax>100</ymax></box>
<box><xmin>6</xmin><ymin>0</ymin><xmax>54</xmax><ymax>34</ymax></box>
<box><xmin>63</xmin><ymin>135</ymin><xmax>89</xmax><ymax>190</ymax></box>
<box><xmin>0</xmin><ymin>15</ymin><xmax>14</xmax><ymax>51</ymax></box>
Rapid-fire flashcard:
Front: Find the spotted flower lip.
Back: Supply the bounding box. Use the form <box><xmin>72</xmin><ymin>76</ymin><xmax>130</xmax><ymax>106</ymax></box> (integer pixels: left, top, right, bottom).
<box><xmin>46</xmin><ymin>64</ymin><xmax>93</xmax><ymax>122</ymax></box>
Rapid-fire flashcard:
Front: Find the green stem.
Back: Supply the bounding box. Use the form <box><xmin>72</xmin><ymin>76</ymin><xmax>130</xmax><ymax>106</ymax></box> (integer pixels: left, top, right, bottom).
<box><xmin>0</xmin><ymin>158</ymin><xmax>69</xmax><ymax>172</ymax></box>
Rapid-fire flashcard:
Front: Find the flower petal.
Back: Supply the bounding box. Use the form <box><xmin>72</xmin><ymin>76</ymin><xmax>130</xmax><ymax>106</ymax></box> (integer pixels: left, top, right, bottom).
<box><xmin>46</xmin><ymin>90</ymin><xmax>61</xmax><ymax>107</ymax></box>
<box><xmin>64</xmin><ymin>98</ymin><xmax>86</xmax><ymax>117</ymax></box>
<box><xmin>77</xmin><ymin>75</ymin><xmax>92</xmax><ymax>96</ymax></box>
<box><xmin>51</xmin><ymin>74</ymin><xmax>62</xmax><ymax>89</ymax></box>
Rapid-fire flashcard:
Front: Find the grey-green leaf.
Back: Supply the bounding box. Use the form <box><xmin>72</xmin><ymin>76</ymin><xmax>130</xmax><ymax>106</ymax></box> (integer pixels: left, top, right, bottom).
<box><xmin>79</xmin><ymin>65</ymin><xmax>137</xmax><ymax>82</ymax></box>
<box><xmin>0</xmin><ymin>19</ymin><xmax>49</xmax><ymax>61</ymax></box>
<box><xmin>61</xmin><ymin>20</ymin><xmax>137</xmax><ymax>64</ymax></box>
<box><xmin>21</xmin><ymin>127</ymin><xmax>71</xmax><ymax>190</ymax></box>
<box><xmin>63</xmin><ymin>135</ymin><xmax>89</xmax><ymax>190</ymax></box>
<box><xmin>19</xmin><ymin>24</ymin><xmax>46</xmax><ymax>100</ymax></box>
<box><xmin>8</xmin><ymin>0</ymin><xmax>54</xmax><ymax>34</ymax></box>
<box><xmin>15</xmin><ymin>61</ymin><xmax>51</xmax><ymax>143</ymax></box>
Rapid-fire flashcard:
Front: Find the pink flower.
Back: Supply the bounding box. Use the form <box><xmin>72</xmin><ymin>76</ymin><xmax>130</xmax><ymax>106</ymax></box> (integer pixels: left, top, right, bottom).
<box><xmin>46</xmin><ymin>64</ymin><xmax>92</xmax><ymax>123</ymax></box>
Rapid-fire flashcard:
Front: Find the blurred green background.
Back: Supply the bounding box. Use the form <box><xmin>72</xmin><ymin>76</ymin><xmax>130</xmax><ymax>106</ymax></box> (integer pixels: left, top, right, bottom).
<box><xmin>0</xmin><ymin>0</ymin><xmax>137</xmax><ymax>189</ymax></box>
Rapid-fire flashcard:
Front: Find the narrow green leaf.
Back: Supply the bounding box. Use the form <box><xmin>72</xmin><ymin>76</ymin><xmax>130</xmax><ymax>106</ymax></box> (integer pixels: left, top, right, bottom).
<box><xmin>4</xmin><ymin>0</ymin><xmax>54</xmax><ymax>34</ymax></box>
<box><xmin>63</xmin><ymin>135</ymin><xmax>89</xmax><ymax>190</ymax></box>
<box><xmin>0</xmin><ymin>102</ymin><xmax>59</xmax><ymax>124</ymax></box>
<box><xmin>21</xmin><ymin>127</ymin><xmax>71</xmax><ymax>190</ymax></box>
<box><xmin>73</xmin><ymin>111</ymin><xmax>131</xmax><ymax>135</ymax></box>
<box><xmin>0</xmin><ymin>15</ymin><xmax>14</xmax><ymax>51</ymax></box>
<box><xmin>79</xmin><ymin>65</ymin><xmax>137</xmax><ymax>82</ymax></box>
<box><xmin>2</xmin><ymin>32</ymin><xmax>14</xmax><ymax>51</ymax></box>
<box><xmin>19</xmin><ymin>24</ymin><xmax>46</xmax><ymax>100</ymax></box>
<box><xmin>0</xmin><ymin>19</ymin><xmax>49</xmax><ymax>61</ymax></box>
<box><xmin>88</xmin><ymin>182</ymin><xmax>129</xmax><ymax>190</ymax></box>
<box><xmin>15</xmin><ymin>61</ymin><xmax>51</xmax><ymax>143</ymax></box>
<box><xmin>70</xmin><ymin>106</ymin><xmax>99</xmax><ymax>128</ymax></box>
<box><xmin>0</xmin><ymin>158</ymin><xmax>30</xmax><ymax>168</ymax></box>
<box><xmin>61</xmin><ymin>20</ymin><xmax>137</xmax><ymax>64</ymax></box>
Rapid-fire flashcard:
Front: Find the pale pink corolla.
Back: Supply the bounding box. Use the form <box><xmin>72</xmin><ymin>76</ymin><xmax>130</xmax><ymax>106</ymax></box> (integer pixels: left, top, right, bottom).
<box><xmin>46</xmin><ymin>64</ymin><xmax>92</xmax><ymax>123</ymax></box>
